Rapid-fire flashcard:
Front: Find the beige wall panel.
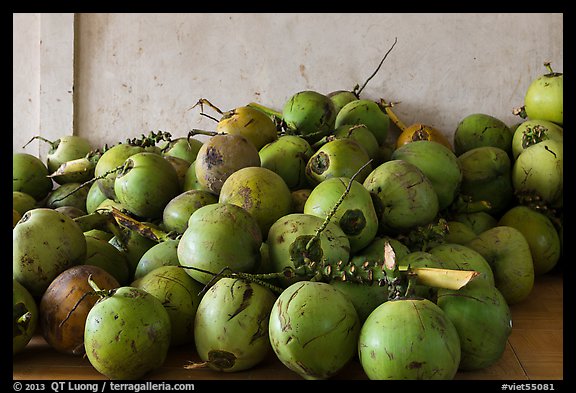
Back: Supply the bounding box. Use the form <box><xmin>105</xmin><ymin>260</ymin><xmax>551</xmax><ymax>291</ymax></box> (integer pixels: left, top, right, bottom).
<box><xmin>13</xmin><ymin>13</ymin><xmax>40</xmax><ymax>156</ymax></box>
<box><xmin>15</xmin><ymin>13</ymin><xmax>563</xmax><ymax>152</ymax></box>
<box><xmin>13</xmin><ymin>13</ymin><xmax>75</xmax><ymax>159</ymax></box>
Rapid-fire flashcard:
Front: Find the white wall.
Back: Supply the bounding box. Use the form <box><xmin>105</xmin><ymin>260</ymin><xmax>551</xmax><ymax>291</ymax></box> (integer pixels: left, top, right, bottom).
<box><xmin>13</xmin><ymin>13</ymin><xmax>40</xmax><ymax>155</ymax></box>
<box><xmin>14</xmin><ymin>13</ymin><xmax>74</xmax><ymax>158</ymax></box>
<box><xmin>14</xmin><ymin>13</ymin><xmax>563</xmax><ymax>159</ymax></box>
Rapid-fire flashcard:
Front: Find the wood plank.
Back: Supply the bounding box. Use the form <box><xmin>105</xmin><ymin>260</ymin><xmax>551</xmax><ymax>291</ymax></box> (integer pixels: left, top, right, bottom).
<box><xmin>508</xmin><ymin>329</ymin><xmax>563</xmax><ymax>380</ymax></box>
<box><xmin>455</xmin><ymin>341</ymin><xmax>527</xmax><ymax>380</ymax></box>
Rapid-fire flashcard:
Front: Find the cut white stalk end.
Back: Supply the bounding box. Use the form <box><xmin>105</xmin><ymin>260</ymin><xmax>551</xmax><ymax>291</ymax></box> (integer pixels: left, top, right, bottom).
<box><xmin>400</xmin><ymin>266</ymin><xmax>480</xmax><ymax>290</ymax></box>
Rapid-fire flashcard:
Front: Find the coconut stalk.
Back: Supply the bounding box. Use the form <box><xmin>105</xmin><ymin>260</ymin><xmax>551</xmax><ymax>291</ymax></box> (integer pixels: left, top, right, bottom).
<box><xmin>73</xmin><ymin>210</ymin><xmax>126</xmax><ymax>240</ymax></box>
<box><xmin>177</xmin><ymin>242</ymin><xmax>480</xmax><ymax>299</ymax></box>
<box><xmin>47</xmin><ymin>153</ymin><xmax>100</xmax><ymax>179</ymax></box>
<box><xmin>109</xmin><ymin>207</ymin><xmax>178</xmax><ymax>243</ymax></box>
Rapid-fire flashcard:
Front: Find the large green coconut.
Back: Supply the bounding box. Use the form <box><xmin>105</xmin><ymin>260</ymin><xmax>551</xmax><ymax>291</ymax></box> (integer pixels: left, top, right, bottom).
<box><xmin>437</xmin><ymin>284</ymin><xmax>512</xmax><ymax>371</ymax></box>
<box><xmin>177</xmin><ymin>203</ymin><xmax>262</xmax><ymax>285</ymax></box>
<box><xmin>453</xmin><ymin>113</ymin><xmax>513</xmax><ymax>156</ymax></box>
<box><xmin>94</xmin><ymin>144</ymin><xmax>145</xmax><ymax>200</ymax></box>
<box><xmin>13</xmin><ymin>208</ymin><xmax>87</xmax><ymax>297</ymax></box>
<box><xmin>335</xmin><ymin>99</ymin><xmax>390</xmax><ymax>145</ymax></box>
<box><xmin>219</xmin><ymin>166</ymin><xmax>293</xmax><ymax>238</ymax></box>
<box><xmin>305</xmin><ymin>139</ymin><xmax>373</xmax><ymax>186</ymax></box>
<box><xmin>133</xmin><ymin>265</ymin><xmax>204</xmax><ymax>347</ymax></box>
<box><xmin>194</xmin><ymin>134</ymin><xmax>261</xmax><ymax>195</ymax></box>
<box><xmin>13</xmin><ymin>279</ymin><xmax>39</xmax><ymax>355</ymax></box>
<box><xmin>466</xmin><ymin>226</ymin><xmax>534</xmax><ymax>304</ymax></box>
<box><xmin>194</xmin><ymin>277</ymin><xmax>277</xmax><ymax>372</ymax></box>
<box><xmin>259</xmin><ymin>135</ymin><xmax>315</xmax><ymax>190</ymax></box>
<box><xmin>114</xmin><ymin>152</ymin><xmax>181</xmax><ymax>220</ymax></box>
<box><xmin>358</xmin><ymin>297</ymin><xmax>461</xmax><ymax>380</ymax></box>
<box><xmin>266</xmin><ymin>213</ymin><xmax>351</xmax><ymax>287</ymax></box>
<box><xmin>13</xmin><ymin>153</ymin><xmax>53</xmax><ymax>201</ymax></box>
<box><xmin>498</xmin><ymin>205</ymin><xmax>561</xmax><ymax>275</ymax></box>
<box><xmin>216</xmin><ymin>105</ymin><xmax>278</xmax><ymax>150</ymax></box>
<box><xmin>84</xmin><ymin>286</ymin><xmax>171</xmax><ymax>380</ymax></box>
<box><xmin>458</xmin><ymin>146</ymin><xmax>515</xmax><ymax>216</ymax></box>
<box><xmin>282</xmin><ymin>90</ymin><xmax>337</xmax><ymax>144</ymax></box>
<box><xmin>363</xmin><ymin>160</ymin><xmax>439</xmax><ymax>234</ymax></box>
<box><xmin>303</xmin><ymin>177</ymin><xmax>378</xmax><ymax>254</ymax></box>
<box><xmin>512</xmin><ymin>139</ymin><xmax>563</xmax><ymax>209</ymax></box>
<box><xmin>391</xmin><ymin>140</ymin><xmax>462</xmax><ymax>211</ymax></box>
<box><xmin>268</xmin><ymin>281</ymin><xmax>360</xmax><ymax>380</ymax></box>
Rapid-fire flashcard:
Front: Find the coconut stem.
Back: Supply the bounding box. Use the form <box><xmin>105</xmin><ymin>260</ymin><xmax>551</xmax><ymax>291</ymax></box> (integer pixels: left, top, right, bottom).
<box><xmin>47</xmin><ymin>157</ymin><xmax>95</xmax><ymax>179</ymax></box>
<box><xmin>178</xmin><ymin>252</ymin><xmax>479</xmax><ymax>300</ymax></box>
<box><xmin>189</xmin><ymin>98</ymin><xmax>225</xmax><ymax>123</ymax></box>
<box><xmin>87</xmin><ymin>274</ymin><xmax>117</xmax><ymax>299</ymax></box>
<box><xmin>49</xmin><ymin>164</ymin><xmax>124</xmax><ymax>203</ymax></box>
<box><xmin>403</xmin><ymin>274</ymin><xmax>417</xmax><ymax>298</ymax></box>
<box><xmin>305</xmin><ymin>159</ymin><xmax>373</xmax><ymax>252</ymax></box>
<box><xmin>110</xmin><ymin>207</ymin><xmax>177</xmax><ymax>242</ymax></box>
<box><xmin>188</xmin><ymin>128</ymin><xmax>221</xmax><ymax>138</ymax></box>
<box><xmin>190</xmin><ymin>98</ymin><xmax>224</xmax><ymax>115</ymax></box>
<box><xmin>184</xmin><ymin>361</ymin><xmax>209</xmax><ymax>370</ymax></box>
<box><xmin>246</xmin><ymin>102</ymin><xmax>283</xmax><ymax>119</ymax></box>
<box><xmin>58</xmin><ymin>274</ymin><xmax>113</xmax><ymax>328</ymax></box>
<box><xmin>73</xmin><ymin>211</ymin><xmax>126</xmax><ymax>242</ymax></box>
<box><xmin>227</xmin><ymin>272</ymin><xmax>286</xmax><ymax>294</ymax></box>
<box><xmin>512</xmin><ymin>105</ymin><xmax>528</xmax><ymax>119</ymax></box>
<box><xmin>22</xmin><ymin>135</ymin><xmax>55</xmax><ymax>149</ymax></box>
<box><xmin>355</xmin><ymin>37</ymin><xmax>398</xmax><ymax>97</ymax></box>
<box><xmin>180</xmin><ymin>265</ymin><xmax>286</xmax><ymax>296</ymax></box>
<box><xmin>73</xmin><ymin>211</ymin><xmax>113</xmax><ymax>232</ymax></box>
<box><xmin>246</xmin><ymin>102</ymin><xmax>287</xmax><ymax>135</ymax></box>
<box><xmin>380</xmin><ymin>99</ymin><xmax>407</xmax><ymax>131</ymax></box>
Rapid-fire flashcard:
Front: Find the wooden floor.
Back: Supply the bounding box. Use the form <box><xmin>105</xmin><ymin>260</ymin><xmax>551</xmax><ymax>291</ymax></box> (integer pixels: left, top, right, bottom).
<box><xmin>13</xmin><ymin>269</ymin><xmax>564</xmax><ymax>381</ymax></box>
